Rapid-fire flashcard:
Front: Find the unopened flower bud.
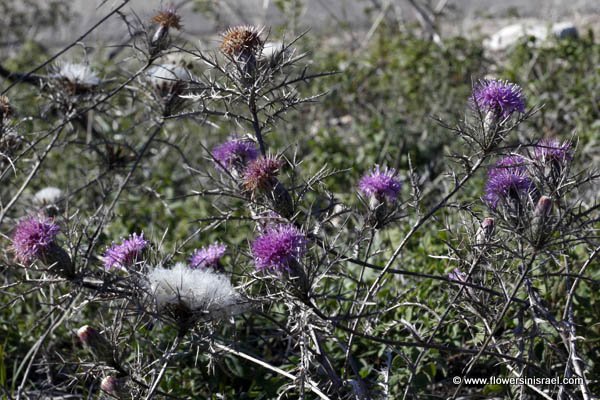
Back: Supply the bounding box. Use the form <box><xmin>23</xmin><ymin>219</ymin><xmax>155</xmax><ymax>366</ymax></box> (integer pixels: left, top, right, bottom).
<box><xmin>534</xmin><ymin>196</ymin><xmax>552</xmax><ymax>218</ymax></box>
<box><xmin>101</xmin><ymin>376</ymin><xmax>128</xmax><ymax>398</ymax></box>
<box><xmin>532</xmin><ymin>196</ymin><xmax>552</xmax><ymax>247</ymax></box>
<box><xmin>476</xmin><ymin>217</ymin><xmax>495</xmax><ymax>247</ymax></box>
<box><xmin>77</xmin><ymin>325</ymin><xmax>116</xmax><ymax>365</ymax></box>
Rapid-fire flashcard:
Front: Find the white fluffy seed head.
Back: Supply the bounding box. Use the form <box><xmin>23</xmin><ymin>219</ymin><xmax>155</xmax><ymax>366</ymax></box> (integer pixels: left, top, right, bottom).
<box><xmin>147</xmin><ymin>263</ymin><xmax>244</xmax><ymax>321</ymax></box>
<box><xmin>57</xmin><ymin>63</ymin><xmax>101</xmax><ymax>87</ymax></box>
<box><xmin>146</xmin><ymin>64</ymin><xmax>191</xmax><ymax>97</ymax></box>
<box><xmin>33</xmin><ymin>187</ymin><xmax>63</xmax><ymax>205</ymax></box>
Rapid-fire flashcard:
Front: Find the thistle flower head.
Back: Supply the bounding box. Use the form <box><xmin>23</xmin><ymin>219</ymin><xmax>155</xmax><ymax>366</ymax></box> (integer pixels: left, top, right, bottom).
<box><xmin>12</xmin><ymin>216</ymin><xmax>60</xmax><ymax>263</ymax></box>
<box><xmin>533</xmin><ymin>138</ymin><xmax>572</xmax><ymax>164</ymax></box>
<box><xmin>251</xmin><ymin>224</ymin><xmax>307</xmax><ymax>271</ymax></box>
<box><xmin>55</xmin><ymin>63</ymin><xmax>101</xmax><ymax>93</ymax></box>
<box><xmin>151</xmin><ymin>5</ymin><xmax>182</xmax><ymax>29</ymax></box>
<box><xmin>220</xmin><ymin>25</ymin><xmax>263</xmax><ymax>57</ymax></box>
<box><xmin>189</xmin><ymin>243</ymin><xmax>227</xmax><ymax>269</ymax></box>
<box><xmin>243</xmin><ymin>156</ymin><xmax>284</xmax><ymax>192</ymax></box>
<box><xmin>483</xmin><ymin>155</ymin><xmax>534</xmax><ymax>209</ymax></box>
<box><xmin>358</xmin><ymin>166</ymin><xmax>402</xmax><ymax>203</ymax></box>
<box><xmin>147</xmin><ymin>263</ymin><xmax>242</xmax><ymax>321</ymax></box>
<box><xmin>103</xmin><ymin>232</ymin><xmax>148</xmax><ymax>270</ymax></box>
<box><xmin>472</xmin><ymin>79</ymin><xmax>526</xmax><ymax>119</ymax></box>
<box><xmin>212</xmin><ymin>137</ymin><xmax>259</xmax><ymax>171</ymax></box>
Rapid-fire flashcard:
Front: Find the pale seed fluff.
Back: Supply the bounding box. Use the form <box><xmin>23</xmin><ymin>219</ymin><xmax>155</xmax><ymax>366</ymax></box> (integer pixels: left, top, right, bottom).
<box><xmin>33</xmin><ymin>187</ymin><xmax>63</xmax><ymax>206</ymax></box>
<box><xmin>146</xmin><ymin>63</ymin><xmax>191</xmax><ymax>97</ymax></box>
<box><xmin>147</xmin><ymin>262</ymin><xmax>243</xmax><ymax>321</ymax></box>
<box><xmin>57</xmin><ymin>63</ymin><xmax>101</xmax><ymax>88</ymax></box>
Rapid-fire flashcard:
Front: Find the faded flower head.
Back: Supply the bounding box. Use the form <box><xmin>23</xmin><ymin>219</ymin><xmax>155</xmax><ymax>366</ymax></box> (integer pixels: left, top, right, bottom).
<box><xmin>147</xmin><ymin>263</ymin><xmax>242</xmax><ymax>321</ymax></box>
<box><xmin>358</xmin><ymin>166</ymin><xmax>402</xmax><ymax>203</ymax></box>
<box><xmin>251</xmin><ymin>224</ymin><xmax>307</xmax><ymax>271</ymax></box>
<box><xmin>12</xmin><ymin>216</ymin><xmax>60</xmax><ymax>263</ymax></box>
<box><xmin>483</xmin><ymin>155</ymin><xmax>534</xmax><ymax>209</ymax></box>
<box><xmin>220</xmin><ymin>25</ymin><xmax>263</xmax><ymax>57</ymax></box>
<box><xmin>243</xmin><ymin>156</ymin><xmax>284</xmax><ymax>192</ymax></box>
<box><xmin>189</xmin><ymin>243</ymin><xmax>227</xmax><ymax>269</ymax></box>
<box><xmin>151</xmin><ymin>5</ymin><xmax>182</xmax><ymax>29</ymax></box>
<box><xmin>472</xmin><ymin>79</ymin><xmax>526</xmax><ymax>119</ymax></box>
<box><xmin>103</xmin><ymin>232</ymin><xmax>148</xmax><ymax>270</ymax></box>
<box><xmin>212</xmin><ymin>137</ymin><xmax>259</xmax><ymax>171</ymax></box>
<box><xmin>533</xmin><ymin>138</ymin><xmax>572</xmax><ymax>164</ymax></box>
<box><xmin>55</xmin><ymin>62</ymin><xmax>101</xmax><ymax>93</ymax></box>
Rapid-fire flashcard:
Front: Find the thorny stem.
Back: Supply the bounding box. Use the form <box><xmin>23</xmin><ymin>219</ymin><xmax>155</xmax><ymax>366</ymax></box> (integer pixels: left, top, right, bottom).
<box><xmin>214</xmin><ymin>342</ymin><xmax>331</xmax><ymax>400</ymax></box>
<box><xmin>249</xmin><ymin>90</ymin><xmax>267</xmax><ymax>156</ymax></box>
<box><xmin>144</xmin><ymin>335</ymin><xmax>183</xmax><ymax>400</ymax></box>
<box><xmin>450</xmin><ymin>252</ymin><xmax>538</xmax><ymax>398</ymax></box>
<box><xmin>402</xmin><ymin>240</ymin><xmax>489</xmax><ymax>400</ymax></box>
<box><xmin>561</xmin><ymin>245</ymin><xmax>600</xmax><ymax>400</ymax></box>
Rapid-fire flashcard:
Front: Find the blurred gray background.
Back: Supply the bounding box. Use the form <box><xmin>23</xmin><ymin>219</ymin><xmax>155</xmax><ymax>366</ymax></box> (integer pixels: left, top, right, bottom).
<box><xmin>50</xmin><ymin>0</ymin><xmax>600</xmax><ymax>47</ymax></box>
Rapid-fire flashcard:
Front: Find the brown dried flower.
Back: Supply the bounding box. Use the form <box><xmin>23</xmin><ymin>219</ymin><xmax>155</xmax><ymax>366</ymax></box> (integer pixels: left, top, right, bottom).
<box><xmin>243</xmin><ymin>156</ymin><xmax>283</xmax><ymax>192</ymax></box>
<box><xmin>220</xmin><ymin>25</ymin><xmax>263</xmax><ymax>58</ymax></box>
<box><xmin>151</xmin><ymin>6</ymin><xmax>182</xmax><ymax>30</ymax></box>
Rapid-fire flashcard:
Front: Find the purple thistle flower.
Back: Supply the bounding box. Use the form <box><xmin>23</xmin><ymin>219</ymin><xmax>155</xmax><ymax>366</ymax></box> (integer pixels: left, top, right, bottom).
<box><xmin>358</xmin><ymin>166</ymin><xmax>402</xmax><ymax>203</ymax></box>
<box><xmin>533</xmin><ymin>138</ymin><xmax>572</xmax><ymax>163</ymax></box>
<box><xmin>472</xmin><ymin>79</ymin><xmax>526</xmax><ymax>119</ymax></box>
<box><xmin>189</xmin><ymin>243</ymin><xmax>227</xmax><ymax>269</ymax></box>
<box><xmin>251</xmin><ymin>224</ymin><xmax>307</xmax><ymax>271</ymax></box>
<box><xmin>212</xmin><ymin>137</ymin><xmax>259</xmax><ymax>171</ymax></box>
<box><xmin>12</xmin><ymin>216</ymin><xmax>60</xmax><ymax>263</ymax></box>
<box><xmin>103</xmin><ymin>232</ymin><xmax>148</xmax><ymax>270</ymax></box>
<box><xmin>483</xmin><ymin>155</ymin><xmax>534</xmax><ymax>209</ymax></box>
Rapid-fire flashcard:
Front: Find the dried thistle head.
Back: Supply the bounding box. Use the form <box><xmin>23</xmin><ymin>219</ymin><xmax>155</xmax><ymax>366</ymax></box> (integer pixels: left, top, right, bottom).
<box><xmin>220</xmin><ymin>25</ymin><xmax>263</xmax><ymax>58</ymax></box>
<box><xmin>243</xmin><ymin>156</ymin><xmax>283</xmax><ymax>192</ymax></box>
<box><xmin>151</xmin><ymin>5</ymin><xmax>182</xmax><ymax>30</ymax></box>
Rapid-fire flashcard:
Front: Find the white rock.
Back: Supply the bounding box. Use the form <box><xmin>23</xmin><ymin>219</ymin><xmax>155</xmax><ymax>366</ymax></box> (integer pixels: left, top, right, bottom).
<box><xmin>485</xmin><ymin>22</ymin><xmax>548</xmax><ymax>51</ymax></box>
<box><xmin>552</xmin><ymin>22</ymin><xmax>578</xmax><ymax>39</ymax></box>
<box><xmin>485</xmin><ymin>20</ymin><xmax>578</xmax><ymax>51</ymax></box>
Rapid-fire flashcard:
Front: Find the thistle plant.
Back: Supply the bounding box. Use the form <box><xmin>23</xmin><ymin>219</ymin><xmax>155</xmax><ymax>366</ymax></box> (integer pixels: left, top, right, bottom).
<box><xmin>0</xmin><ymin>3</ymin><xmax>598</xmax><ymax>400</ymax></box>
